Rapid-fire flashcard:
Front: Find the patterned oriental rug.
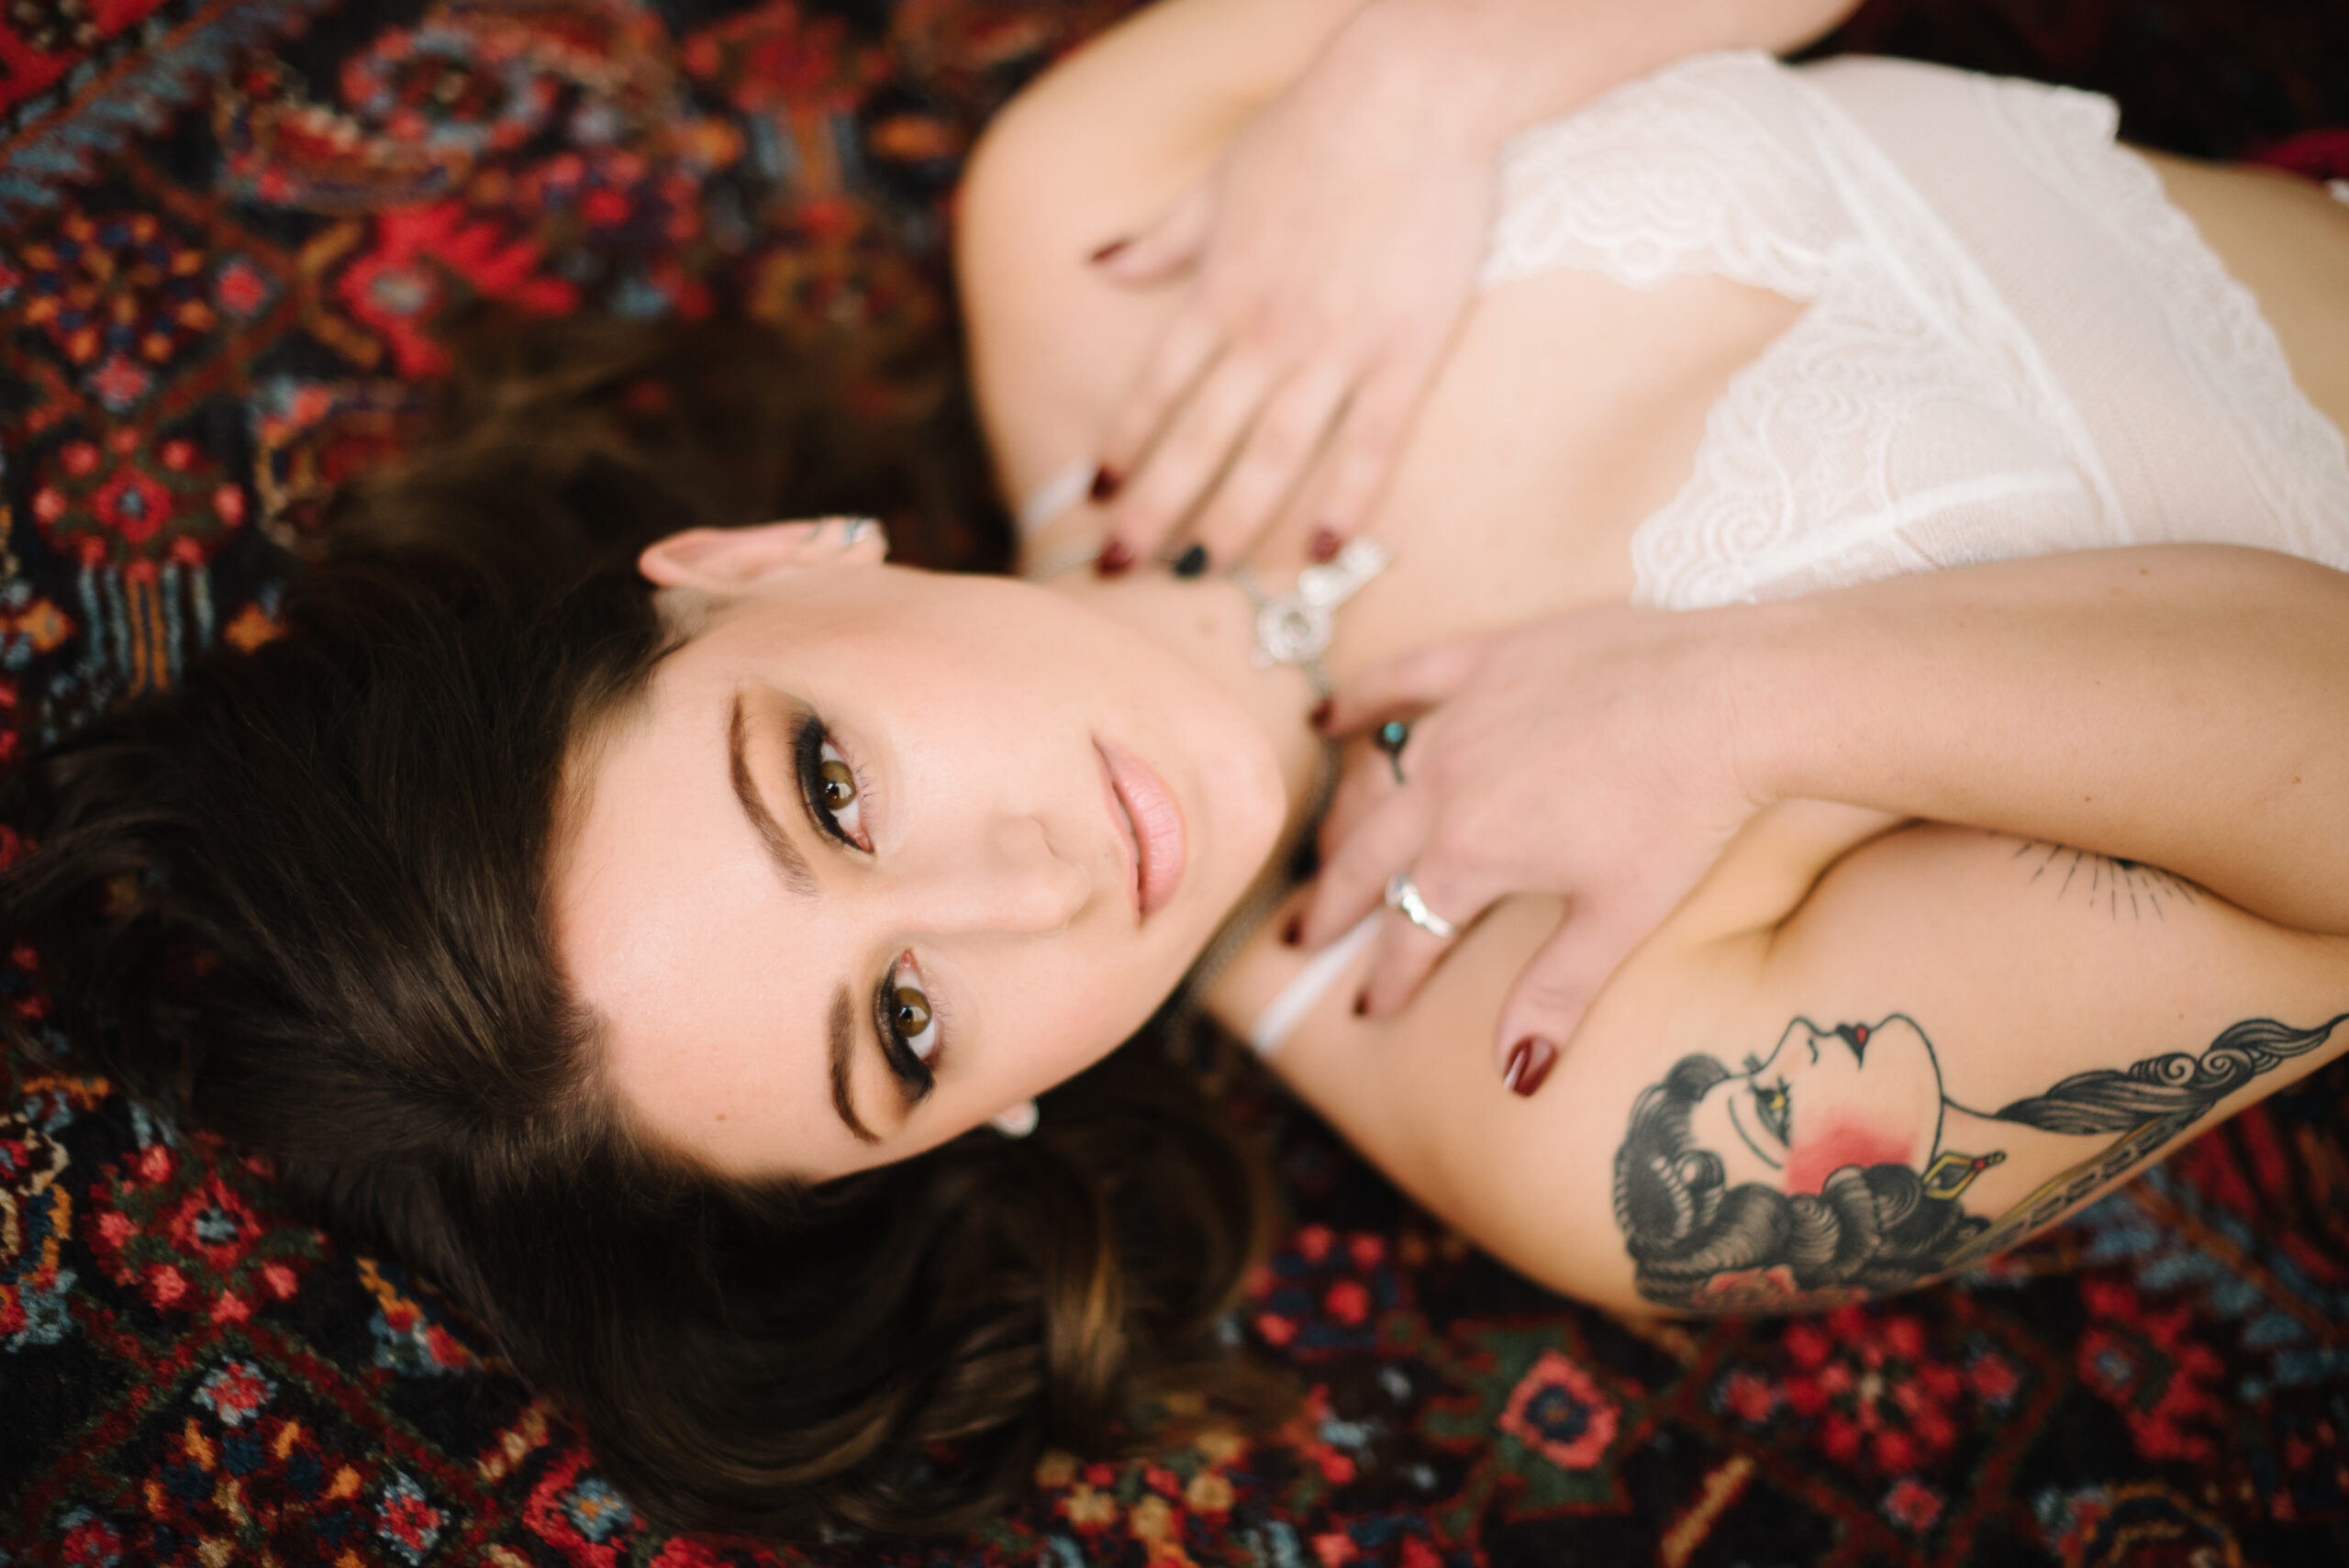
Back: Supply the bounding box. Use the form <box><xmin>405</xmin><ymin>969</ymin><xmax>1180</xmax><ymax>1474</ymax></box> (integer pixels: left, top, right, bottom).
<box><xmin>4</xmin><ymin>1</ymin><xmax>2348</xmax><ymax>1563</ymax></box>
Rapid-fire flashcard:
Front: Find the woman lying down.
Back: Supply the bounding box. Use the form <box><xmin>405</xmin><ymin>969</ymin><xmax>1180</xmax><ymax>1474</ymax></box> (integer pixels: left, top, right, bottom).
<box><xmin>10</xmin><ymin>0</ymin><xmax>2349</xmax><ymax>1542</ymax></box>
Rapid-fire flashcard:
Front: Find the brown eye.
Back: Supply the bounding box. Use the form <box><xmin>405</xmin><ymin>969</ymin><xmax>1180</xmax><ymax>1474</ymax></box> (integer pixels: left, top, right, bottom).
<box><xmin>892</xmin><ymin>984</ymin><xmax>930</xmax><ymax>1037</ymax></box>
<box><xmin>801</xmin><ymin>732</ymin><xmax>869</xmax><ymax>849</ymax></box>
<box><xmin>820</xmin><ymin>758</ymin><xmax>856</xmax><ymax>809</ymax></box>
<box><xmin>886</xmin><ymin>958</ymin><xmax>942</xmax><ymax>1068</ymax></box>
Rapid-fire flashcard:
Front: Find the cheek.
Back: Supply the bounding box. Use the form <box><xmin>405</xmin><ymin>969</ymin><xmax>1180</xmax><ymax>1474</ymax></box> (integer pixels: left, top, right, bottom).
<box><xmin>1783</xmin><ymin>1119</ymin><xmax>1923</xmax><ymax>1196</ymax></box>
<box><xmin>986</xmin><ymin>955</ymin><xmax>1160</xmax><ymax>1095</ymax></box>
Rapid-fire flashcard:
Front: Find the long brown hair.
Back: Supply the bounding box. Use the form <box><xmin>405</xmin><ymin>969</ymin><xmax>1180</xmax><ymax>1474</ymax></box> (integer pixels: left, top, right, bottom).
<box><xmin>1</xmin><ymin>316</ymin><xmax>1283</xmax><ymax>1538</ymax></box>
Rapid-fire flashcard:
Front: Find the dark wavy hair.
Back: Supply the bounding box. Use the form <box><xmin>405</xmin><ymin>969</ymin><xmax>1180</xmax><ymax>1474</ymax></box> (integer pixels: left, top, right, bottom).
<box><xmin>0</xmin><ymin>317</ymin><xmax>1281</xmax><ymax>1539</ymax></box>
<box><xmin>1612</xmin><ymin>1054</ymin><xmax>1985</xmax><ymax>1310</ymax></box>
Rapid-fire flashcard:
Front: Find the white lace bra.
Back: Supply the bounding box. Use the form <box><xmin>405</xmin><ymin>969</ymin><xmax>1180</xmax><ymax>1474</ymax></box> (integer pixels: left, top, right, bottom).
<box><xmin>1478</xmin><ymin>51</ymin><xmax>2349</xmax><ymax>607</ymax></box>
<box><xmin>1022</xmin><ymin>54</ymin><xmax>2349</xmax><ymax>606</ymax></box>
<box><xmin>1235</xmin><ymin>52</ymin><xmax>2349</xmax><ymax>1059</ymax></box>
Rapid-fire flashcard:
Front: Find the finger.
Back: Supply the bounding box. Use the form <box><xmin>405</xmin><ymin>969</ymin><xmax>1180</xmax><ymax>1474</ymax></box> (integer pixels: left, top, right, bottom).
<box><xmin>1354</xmin><ymin>855</ymin><xmax>1489</xmax><ymax>1018</ymax></box>
<box><xmin>1317</xmin><ymin>732</ymin><xmax>1407</xmax><ymax>866</ymax></box>
<box><xmin>1109</xmin><ymin>350</ymin><xmax>1284</xmax><ymax>561</ymax></box>
<box><xmin>1348</xmin><ymin>909</ymin><xmax>1455</xmax><ymax>1018</ymax></box>
<box><xmin>1095</xmin><ymin>306</ymin><xmax>1224</xmax><ymax>524</ymax></box>
<box><xmin>1317</xmin><ymin>639</ymin><xmax>1481</xmax><ymax>739</ymax></box>
<box><xmin>1297</xmin><ymin>778</ymin><xmax>1432</xmax><ymax>949</ymax></box>
<box><xmin>1094</xmin><ymin>182</ymin><xmax>1214</xmax><ymax>286</ymax></box>
<box><xmin>1183</xmin><ymin>359</ymin><xmax>1353</xmax><ymax>567</ymax></box>
<box><xmin>1305</xmin><ymin>355</ymin><xmax>1423</xmax><ymax>555</ymax></box>
<box><xmin>1490</xmin><ymin>904</ymin><xmax>1643</xmax><ymax>1092</ymax></box>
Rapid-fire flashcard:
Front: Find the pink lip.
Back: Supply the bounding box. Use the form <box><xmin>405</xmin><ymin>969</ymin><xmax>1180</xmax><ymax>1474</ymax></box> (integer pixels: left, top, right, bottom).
<box><xmin>1097</xmin><ymin>739</ymin><xmax>1186</xmax><ymax>920</ymax></box>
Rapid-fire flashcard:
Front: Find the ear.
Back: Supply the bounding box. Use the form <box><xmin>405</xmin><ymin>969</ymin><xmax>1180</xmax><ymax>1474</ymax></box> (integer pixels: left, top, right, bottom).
<box><xmin>638</xmin><ymin>517</ymin><xmax>889</xmax><ymax>590</ymax></box>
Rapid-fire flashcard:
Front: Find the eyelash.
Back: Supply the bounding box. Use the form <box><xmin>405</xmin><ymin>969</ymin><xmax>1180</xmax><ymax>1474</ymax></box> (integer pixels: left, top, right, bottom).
<box><xmin>793</xmin><ymin>713</ymin><xmax>943</xmax><ymax>1099</ymax></box>
<box><xmin>794</xmin><ymin>714</ymin><xmax>872</xmax><ymax>851</ymax></box>
<box><xmin>874</xmin><ymin>951</ymin><xmax>941</xmax><ymax>1099</ymax></box>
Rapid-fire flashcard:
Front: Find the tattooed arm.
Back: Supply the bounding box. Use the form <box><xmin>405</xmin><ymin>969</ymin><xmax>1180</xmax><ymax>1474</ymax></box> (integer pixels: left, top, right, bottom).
<box><xmin>1230</xmin><ymin>798</ymin><xmax>2349</xmax><ymax>1315</ymax></box>
<box><xmin>1210</xmin><ymin>543</ymin><xmax>2349</xmax><ymax>1307</ymax></box>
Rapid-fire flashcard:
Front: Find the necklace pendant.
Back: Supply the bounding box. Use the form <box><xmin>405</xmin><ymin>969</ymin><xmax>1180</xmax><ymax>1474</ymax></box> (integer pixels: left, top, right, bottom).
<box><xmin>1253</xmin><ymin>600</ymin><xmax>1332</xmax><ymax>667</ymax></box>
<box><xmin>1243</xmin><ymin>538</ymin><xmax>1392</xmax><ymax>671</ymax></box>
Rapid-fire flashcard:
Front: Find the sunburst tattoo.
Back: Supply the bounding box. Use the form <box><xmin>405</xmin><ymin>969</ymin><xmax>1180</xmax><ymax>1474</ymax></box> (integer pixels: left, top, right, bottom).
<box><xmin>2009</xmin><ymin>840</ymin><xmax>2200</xmax><ymax>921</ymax></box>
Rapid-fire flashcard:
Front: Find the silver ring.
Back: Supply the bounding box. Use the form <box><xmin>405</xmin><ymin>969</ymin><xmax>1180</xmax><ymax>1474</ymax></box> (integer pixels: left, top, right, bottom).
<box><xmin>1384</xmin><ymin>873</ymin><xmax>1458</xmax><ymax>940</ymax></box>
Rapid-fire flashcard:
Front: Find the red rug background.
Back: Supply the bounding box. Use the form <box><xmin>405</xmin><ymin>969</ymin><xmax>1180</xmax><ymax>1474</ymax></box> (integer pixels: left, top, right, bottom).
<box><xmin>4</xmin><ymin>2</ymin><xmax>2348</xmax><ymax>1563</ymax></box>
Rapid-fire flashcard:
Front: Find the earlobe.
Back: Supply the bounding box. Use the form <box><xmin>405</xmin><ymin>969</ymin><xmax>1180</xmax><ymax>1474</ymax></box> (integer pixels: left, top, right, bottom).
<box><xmin>638</xmin><ymin>517</ymin><xmax>890</xmax><ymax>590</ymax></box>
<box><xmin>989</xmin><ymin>1098</ymin><xmax>1040</xmax><ymax>1139</ymax></box>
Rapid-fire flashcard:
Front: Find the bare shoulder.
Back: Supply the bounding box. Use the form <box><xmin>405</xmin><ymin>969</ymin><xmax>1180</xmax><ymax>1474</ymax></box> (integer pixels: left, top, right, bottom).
<box><xmin>1212</xmin><ymin>884</ymin><xmax>1653</xmax><ymax>1314</ymax></box>
<box><xmin>1208</xmin><ymin>802</ymin><xmax>1904</xmax><ymax>1315</ymax></box>
<box><xmin>956</xmin><ymin>0</ymin><xmax>1368</xmax><ymax>505</ymax></box>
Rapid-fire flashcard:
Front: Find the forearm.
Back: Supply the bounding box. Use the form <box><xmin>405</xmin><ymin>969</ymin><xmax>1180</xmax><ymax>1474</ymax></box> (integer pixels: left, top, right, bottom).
<box><xmin>1731</xmin><ymin>546</ymin><xmax>2349</xmax><ymax>933</ymax></box>
<box><xmin>1340</xmin><ymin>0</ymin><xmax>1862</xmax><ymax>151</ymax></box>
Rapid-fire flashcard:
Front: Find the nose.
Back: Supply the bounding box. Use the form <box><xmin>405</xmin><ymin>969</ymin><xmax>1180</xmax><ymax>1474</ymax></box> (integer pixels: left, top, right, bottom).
<box><xmin>899</xmin><ymin>814</ymin><xmax>1090</xmax><ymax>936</ymax></box>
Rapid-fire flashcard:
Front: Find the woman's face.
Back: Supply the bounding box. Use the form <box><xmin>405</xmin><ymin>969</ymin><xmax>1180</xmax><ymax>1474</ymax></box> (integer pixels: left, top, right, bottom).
<box><xmin>1687</xmin><ymin>1017</ymin><xmax>1946</xmax><ymax>1195</ymax></box>
<box><xmin>552</xmin><ymin>521</ymin><xmax>1289</xmax><ymax>1180</ymax></box>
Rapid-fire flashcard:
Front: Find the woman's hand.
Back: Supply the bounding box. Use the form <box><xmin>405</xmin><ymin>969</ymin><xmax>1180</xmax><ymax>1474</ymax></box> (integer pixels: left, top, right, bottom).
<box><xmin>1085</xmin><ymin>0</ymin><xmax>1865</xmax><ymax>575</ymax></box>
<box><xmin>1088</xmin><ymin>0</ymin><xmax>1498</xmax><ymax>573</ymax></box>
<box><xmin>1296</xmin><ymin>606</ymin><xmax>1765</xmax><ymax>1078</ymax></box>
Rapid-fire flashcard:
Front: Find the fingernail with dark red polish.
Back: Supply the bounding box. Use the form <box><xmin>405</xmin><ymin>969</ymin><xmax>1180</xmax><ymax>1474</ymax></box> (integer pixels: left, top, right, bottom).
<box><xmin>1090</xmin><ymin>467</ymin><xmax>1120</xmax><ymax>503</ymax></box>
<box><xmin>1090</xmin><ymin>238</ymin><xmax>1130</xmax><ymax>264</ymax></box>
<box><xmin>1308</xmin><ymin>697</ymin><xmax>1333</xmax><ymax>730</ymax></box>
<box><xmin>1097</xmin><ymin>539</ymin><xmax>1134</xmax><ymax>576</ymax></box>
<box><xmin>1309</xmin><ymin>527</ymin><xmax>1341</xmax><ymax>563</ymax></box>
<box><xmin>1173</xmin><ymin>543</ymin><xmax>1209</xmax><ymax>578</ymax></box>
<box><xmin>1281</xmin><ymin>915</ymin><xmax>1303</xmax><ymax>947</ymax></box>
<box><xmin>1503</xmin><ymin>1037</ymin><xmax>1558</xmax><ymax>1098</ymax></box>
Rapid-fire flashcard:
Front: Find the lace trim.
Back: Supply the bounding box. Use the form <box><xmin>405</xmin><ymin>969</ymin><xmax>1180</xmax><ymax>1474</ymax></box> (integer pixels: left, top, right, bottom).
<box><xmin>1605</xmin><ymin>60</ymin><xmax>2119</xmax><ymax>607</ymax></box>
<box><xmin>1483</xmin><ymin>52</ymin><xmax>1841</xmax><ymax>300</ymax></box>
<box><xmin>1475</xmin><ymin>52</ymin><xmax>2349</xmax><ymax>608</ymax></box>
<box><xmin>1978</xmin><ymin>75</ymin><xmax>2349</xmax><ymax>570</ymax></box>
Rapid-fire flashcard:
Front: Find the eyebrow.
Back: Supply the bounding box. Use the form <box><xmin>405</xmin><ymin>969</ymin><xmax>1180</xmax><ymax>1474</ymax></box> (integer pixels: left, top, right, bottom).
<box><xmin>829</xmin><ymin>984</ymin><xmax>879</xmax><ymax>1145</ymax></box>
<box><xmin>727</xmin><ymin>691</ymin><xmax>815</xmax><ymax>897</ymax></box>
<box><xmin>728</xmin><ymin>690</ymin><xmax>877</xmax><ymax>1145</ymax></box>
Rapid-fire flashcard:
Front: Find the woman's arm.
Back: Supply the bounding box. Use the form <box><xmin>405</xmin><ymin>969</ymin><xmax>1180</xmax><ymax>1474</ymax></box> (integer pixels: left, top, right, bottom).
<box><xmin>1247</xmin><ymin>547</ymin><xmax>2349</xmax><ymax>1311</ymax></box>
<box><xmin>1305</xmin><ymin>546</ymin><xmax>2349</xmax><ymax>1073</ymax></box>
<box><xmin>1344</xmin><ymin>0</ymin><xmax>1861</xmax><ymax>151</ymax></box>
<box><xmin>1255</xmin><ymin>799</ymin><xmax>2349</xmax><ymax>1317</ymax></box>
<box><xmin>1731</xmin><ymin>545</ymin><xmax>2349</xmax><ymax>938</ymax></box>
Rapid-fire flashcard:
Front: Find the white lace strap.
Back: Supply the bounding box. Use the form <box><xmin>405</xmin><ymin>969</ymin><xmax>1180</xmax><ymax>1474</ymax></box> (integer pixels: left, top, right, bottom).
<box><xmin>1017</xmin><ymin>460</ymin><xmax>1093</xmax><ymax>535</ymax></box>
<box><xmin>1248</xmin><ymin>913</ymin><xmax>1379</xmax><ymax>1058</ymax></box>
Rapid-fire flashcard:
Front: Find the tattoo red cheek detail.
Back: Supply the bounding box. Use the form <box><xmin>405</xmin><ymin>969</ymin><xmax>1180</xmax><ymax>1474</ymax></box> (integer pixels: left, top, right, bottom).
<box><xmin>1785</xmin><ymin>1122</ymin><xmax>1916</xmax><ymax>1195</ymax></box>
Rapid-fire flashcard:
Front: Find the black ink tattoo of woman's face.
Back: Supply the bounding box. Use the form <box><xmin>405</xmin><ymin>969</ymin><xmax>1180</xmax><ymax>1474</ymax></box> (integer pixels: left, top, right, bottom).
<box><xmin>1612</xmin><ymin>1011</ymin><xmax>2346</xmax><ymax>1312</ymax></box>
